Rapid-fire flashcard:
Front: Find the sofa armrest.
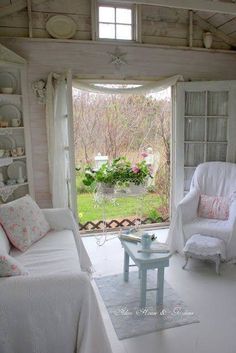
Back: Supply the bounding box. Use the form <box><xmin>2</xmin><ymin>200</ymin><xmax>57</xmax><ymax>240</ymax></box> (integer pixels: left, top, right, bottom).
<box><xmin>42</xmin><ymin>208</ymin><xmax>75</xmax><ymax>231</ymax></box>
<box><xmin>177</xmin><ymin>188</ymin><xmax>200</xmax><ymax>224</ymax></box>
<box><xmin>42</xmin><ymin>208</ymin><xmax>92</xmax><ymax>274</ymax></box>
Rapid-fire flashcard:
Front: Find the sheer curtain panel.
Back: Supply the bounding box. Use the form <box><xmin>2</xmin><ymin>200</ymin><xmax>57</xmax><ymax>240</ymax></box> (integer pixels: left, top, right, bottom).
<box><xmin>46</xmin><ymin>72</ymin><xmax>71</xmax><ymax>209</ymax></box>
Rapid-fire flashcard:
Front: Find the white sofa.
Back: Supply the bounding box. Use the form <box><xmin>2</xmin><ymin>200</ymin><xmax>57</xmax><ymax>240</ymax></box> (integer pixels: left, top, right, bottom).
<box><xmin>0</xmin><ymin>208</ymin><xmax>112</xmax><ymax>353</ymax></box>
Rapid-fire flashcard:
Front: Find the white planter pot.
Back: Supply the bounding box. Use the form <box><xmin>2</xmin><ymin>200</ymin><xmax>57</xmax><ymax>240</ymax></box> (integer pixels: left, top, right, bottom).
<box><xmin>128</xmin><ymin>183</ymin><xmax>146</xmax><ymax>195</ymax></box>
<box><xmin>203</xmin><ymin>32</ymin><xmax>213</xmax><ymax>49</ymax></box>
<box><xmin>98</xmin><ymin>183</ymin><xmax>115</xmax><ymax>194</ymax></box>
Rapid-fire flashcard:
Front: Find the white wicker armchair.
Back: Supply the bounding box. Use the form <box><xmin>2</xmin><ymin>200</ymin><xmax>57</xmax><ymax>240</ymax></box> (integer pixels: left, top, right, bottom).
<box><xmin>168</xmin><ymin>162</ymin><xmax>236</xmax><ymax>261</ymax></box>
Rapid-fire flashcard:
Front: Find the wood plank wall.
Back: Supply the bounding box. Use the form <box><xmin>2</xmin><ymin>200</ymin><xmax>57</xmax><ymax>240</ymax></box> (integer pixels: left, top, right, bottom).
<box><xmin>0</xmin><ymin>0</ymin><xmax>231</xmax><ymax>50</ymax></box>
<box><xmin>142</xmin><ymin>6</ymin><xmax>230</xmax><ymax>49</ymax></box>
<box><xmin>0</xmin><ymin>0</ymin><xmax>91</xmax><ymax>40</ymax></box>
<box><xmin>1</xmin><ymin>38</ymin><xmax>236</xmax><ymax>207</ymax></box>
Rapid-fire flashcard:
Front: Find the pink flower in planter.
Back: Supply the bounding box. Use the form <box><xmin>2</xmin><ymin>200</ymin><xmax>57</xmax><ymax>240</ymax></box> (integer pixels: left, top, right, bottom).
<box><xmin>132</xmin><ymin>165</ymin><xmax>140</xmax><ymax>174</ymax></box>
<box><xmin>141</xmin><ymin>151</ymin><xmax>148</xmax><ymax>158</ymax></box>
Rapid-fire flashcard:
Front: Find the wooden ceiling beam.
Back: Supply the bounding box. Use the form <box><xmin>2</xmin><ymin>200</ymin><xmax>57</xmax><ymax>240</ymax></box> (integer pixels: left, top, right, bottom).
<box><xmin>194</xmin><ymin>12</ymin><xmax>236</xmax><ymax>47</ymax></box>
<box><xmin>106</xmin><ymin>0</ymin><xmax>236</xmax><ymax>16</ymax></box>
<box><xmin>0</xmin><ymin>0</ymin><xmax>48</xmax><ymax>18</ymax></box>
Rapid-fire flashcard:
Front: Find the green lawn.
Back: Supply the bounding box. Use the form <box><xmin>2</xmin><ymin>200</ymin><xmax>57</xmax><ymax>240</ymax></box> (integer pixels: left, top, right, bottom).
<box><xmin>77</xmin><ymin>192</ymin><xmax>162</xmax><ymax>223</ymax></box>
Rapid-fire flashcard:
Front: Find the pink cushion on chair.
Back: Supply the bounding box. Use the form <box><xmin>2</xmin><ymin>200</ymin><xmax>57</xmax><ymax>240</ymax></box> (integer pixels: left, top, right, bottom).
<box><xmin>0</xmin><ymin>195</ymin><xmax>50</xmax><ymax>252</ymax></box>
<box><xmin>198</xmin><ymin>194</ymin><xmax>230</xmax><ymax>220</ymax></box>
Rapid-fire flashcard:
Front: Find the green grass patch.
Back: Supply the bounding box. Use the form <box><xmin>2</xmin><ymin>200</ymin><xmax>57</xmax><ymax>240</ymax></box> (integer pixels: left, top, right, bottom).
<box><xmin>77</xmin><ymin>192</ymin><xmax>162</xmax><ymax>223</ymax></box>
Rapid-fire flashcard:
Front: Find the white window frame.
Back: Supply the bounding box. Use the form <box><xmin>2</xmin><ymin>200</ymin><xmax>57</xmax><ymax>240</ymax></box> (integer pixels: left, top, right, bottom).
<box><xmin>93</xmin><ymin>1</ymin><xmax>139</xmax><ymax>42</ymax></box>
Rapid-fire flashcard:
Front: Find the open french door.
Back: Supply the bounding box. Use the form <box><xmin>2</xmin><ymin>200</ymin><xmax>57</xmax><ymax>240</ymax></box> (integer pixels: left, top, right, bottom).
<box><xmin>172</xmin><ymin>80</ymin><xmax>236</xmax><ymax>209</ymax></box>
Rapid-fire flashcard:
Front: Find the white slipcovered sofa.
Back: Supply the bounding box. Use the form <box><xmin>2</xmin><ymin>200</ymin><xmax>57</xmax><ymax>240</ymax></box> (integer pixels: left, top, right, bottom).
<box><xmin>168</xmin><ymin>162</ymin><xmax>236</xmax><ymax>261</ymax></box>
<box><xmin>0</xmin><ymin>208</ymin><xmax>112</xmax><ymax>353</ymax></box>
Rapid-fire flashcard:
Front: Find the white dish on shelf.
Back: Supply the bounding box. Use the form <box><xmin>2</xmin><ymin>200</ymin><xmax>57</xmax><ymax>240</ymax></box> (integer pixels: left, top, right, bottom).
<box><xmin>0</xmin><ymin>72</ymin><xmax>17</xmax><ymax>93</ymax></box>
<box><xmin>0</xmin><ymin>104</ymin><xmax>21</xmax><ymax>125</ymax></box>
<box><xmin>1</xmin><ymin>87</ymin><xmax>14</xmax><ymax>94</ymax></box>
<box><xmin>46</xmin><ymin>15</ymin><xmax>77</xmax><ymax>39</ymax></box>
<box><xmin>0</xmin><ymin>135</ymin><xmax>16</xmax><ymax>150</ymax></box>
<box><xmin>7</xmin><ymin>161</ymin><xmax>27</xmax><ymax>181</ymax></box>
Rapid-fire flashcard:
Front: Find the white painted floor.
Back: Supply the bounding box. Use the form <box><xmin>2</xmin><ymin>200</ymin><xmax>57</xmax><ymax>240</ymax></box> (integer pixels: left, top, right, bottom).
<box><xmin>83</xmin><ymin>229</ymin><xmax>236</xmax><ymax>353</ymax></box>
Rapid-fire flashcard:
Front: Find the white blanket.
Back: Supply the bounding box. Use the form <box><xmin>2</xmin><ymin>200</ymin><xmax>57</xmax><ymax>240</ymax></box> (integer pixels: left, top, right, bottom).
<box><xmin>11</xmin><ymin>229</ymin><xmax>82</xmax><ymax>274</ymax></box>
<box><xmin>0</xmin><ymin>208</ymin><xmax>112</xmax><ymax>353</ymax></box>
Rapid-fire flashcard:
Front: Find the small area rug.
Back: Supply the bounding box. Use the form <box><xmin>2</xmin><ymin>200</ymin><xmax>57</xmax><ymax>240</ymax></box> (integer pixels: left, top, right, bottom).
<box><xmin>95</xmin><ymin>271</ymin><xmax>199</xmax><ymax>340</ymax></box>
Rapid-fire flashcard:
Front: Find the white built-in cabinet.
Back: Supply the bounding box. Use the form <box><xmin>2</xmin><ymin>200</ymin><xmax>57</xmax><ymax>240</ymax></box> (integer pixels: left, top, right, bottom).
<box><xmin>174</xmin><ymin>80</ymin><xmax>236</xmax><ymax>207</ymax></box>
<box><xmin>0</xmin><ymin>44</ymin><xmax>34</xmax><ymax>203</ymax></box>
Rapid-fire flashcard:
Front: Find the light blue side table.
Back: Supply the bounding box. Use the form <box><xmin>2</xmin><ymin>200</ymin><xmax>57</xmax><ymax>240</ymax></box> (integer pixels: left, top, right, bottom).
<box><xmin>120</xmin><ymin>239</ymin><xmax>170</xmax><ymax>308</ymax></box>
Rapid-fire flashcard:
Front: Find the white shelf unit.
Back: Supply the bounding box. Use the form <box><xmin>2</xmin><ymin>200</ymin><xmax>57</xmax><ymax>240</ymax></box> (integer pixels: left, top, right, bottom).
<box><xmin>0</xmin><ymin>46</ymin><xmax>34</xmax><ymax>203</ymax></box>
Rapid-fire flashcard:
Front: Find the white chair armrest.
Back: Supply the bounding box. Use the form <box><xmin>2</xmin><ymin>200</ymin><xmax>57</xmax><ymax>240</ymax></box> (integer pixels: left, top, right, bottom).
<box><xmin>229</xmin><ymin>200</ymin><xmax>236</xmax><ymax>224</ymax></box>
<box><xmin>177</xmin><ymin>188</ymin><xmax>200</xmax><ymax>224</ymax></box>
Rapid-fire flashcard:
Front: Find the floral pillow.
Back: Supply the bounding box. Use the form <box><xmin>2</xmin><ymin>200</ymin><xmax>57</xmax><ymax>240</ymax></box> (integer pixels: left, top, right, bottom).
<box><xmin>0</xmin><ymin>224</ymin><xmax>10</xmax><ymax>254</ymax></box>
<box><xmin>0</xmin><ymin>195</ymin><xmax>50</xmax><ymax>252</ymax></box>
<box><xmin>198</xmin><ymin>194</ymin><xmax>230</xmax><ymax>220</ymax></box>
<box><xmin>0</xmin><ymin>252</ymin><xmax>28</xmax><ymax>277</ymax></box>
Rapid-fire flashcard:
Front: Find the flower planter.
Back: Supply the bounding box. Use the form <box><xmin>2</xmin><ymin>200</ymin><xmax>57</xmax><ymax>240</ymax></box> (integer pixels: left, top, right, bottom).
<box><xmin>128</xmin><ymin>182</ymin><xmax>146</xmax><ymax>195</ymax></box>
<box><xmin>98</xmin><ymin>183</ymin><xmax>115</xmax><ymax>194</ymax></box>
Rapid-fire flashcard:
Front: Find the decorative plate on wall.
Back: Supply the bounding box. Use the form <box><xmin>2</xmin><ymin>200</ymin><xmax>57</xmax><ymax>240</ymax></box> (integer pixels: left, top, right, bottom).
<box><xmin>46</xmin><ymin>15</ymin><xmax>77</xmax><ymax>39</ymax></box>
<box><xmin>0</xmin><ymin>72</ymin><xmax>17</xmax><ymax>92</ymax></box>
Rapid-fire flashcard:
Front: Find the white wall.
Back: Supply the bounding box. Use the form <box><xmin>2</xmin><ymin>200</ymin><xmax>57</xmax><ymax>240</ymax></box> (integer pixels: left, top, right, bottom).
<box><xmin>0</xmin><ymin>38</ymin><xmax>236</xmax><ymax>206</ymax></box>
<box><xmin>0</xmin><ymin>1</ymin><xmax>231</xmax><ymax>49</ymax></box>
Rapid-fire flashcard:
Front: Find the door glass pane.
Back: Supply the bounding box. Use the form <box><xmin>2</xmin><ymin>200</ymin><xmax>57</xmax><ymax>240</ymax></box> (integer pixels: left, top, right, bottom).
<box><xmin>206</xmin><ymin>144</ymin><xmax>227</xmax><ymax>161</ymax></box>
<box><xmin>116</xmin><ymin>8</ymin><xmax>132</xmax><ymax>24</ymax></box>
<box><xmin>207</xmin><ymin>91</ymin><xmax>228</xmax><ymax>116</ymax></box>
<box><xmin>99</xmin><ymin>23</ymin><xmax>115</xmax><ymax>38</ymax></box>
<box><xmin>184</xmin><ymin>168</ymin><xmax>195</xmax><ymax>191</ymax></box>
<box><xmin>207</xmin><ymin>118</ymin><xmax>227</xmax><ymax>142</ymax></box>
<box><xmin>185</xmin><ymin>92</ymin><xmax>205</xmax><ymax>116</ymax></box>
<box><xmin>185</xmin><ymin>117</ymin><xmax>205</xmax><ymax>141</ymax></box>
<box><xmin>99</xmin><ymin>6</ymin><xmax>115</xmax><ymax>23</ymax></box>
<box><xmin>116</xmin><ymin>24</ymin><xmax>132</xmax><ymax>39</ymax></box>
<box><xmin>184</xmin><ymin>143</ymin><xmax>204</xmax><ymax>167</ymax></box>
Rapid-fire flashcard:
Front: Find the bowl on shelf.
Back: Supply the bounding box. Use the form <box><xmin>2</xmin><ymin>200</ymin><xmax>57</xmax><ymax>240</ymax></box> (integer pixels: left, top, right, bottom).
<box><xmin>6</xmin><ymin>179</ymin><xmax>16</xmax><ymax>185</ymax></box>
<box><xmin>1</xmin><ymin>87</ymin><xmax>14</xmax><ymax>94</ymax></box>
<box><xmin>0</xmin><ymin>121</ymin><xmax>9</xmax><ymax>128</ymax></box>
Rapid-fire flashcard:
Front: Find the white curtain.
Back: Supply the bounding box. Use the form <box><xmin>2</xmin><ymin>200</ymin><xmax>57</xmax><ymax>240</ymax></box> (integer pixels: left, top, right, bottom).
<box><xmin>73</xmin><ymin>74</ymin><xmax>183</xmax><ymax>95</ymax></box>
<box><xmin>46</xmin><ymin>72</ymin><xmax>70</xmax><ymax>208</ymax></box>
<box><xmin>45</xmin><ymin>73</ymin><xmax>183</xmax><ymax>209</ymax></box>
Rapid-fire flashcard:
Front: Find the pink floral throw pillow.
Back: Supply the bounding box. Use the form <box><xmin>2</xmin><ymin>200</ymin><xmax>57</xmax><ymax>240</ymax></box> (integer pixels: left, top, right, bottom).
<box><xmin>0</xmin><ymin>252</ymin><xmax>28</xmax><ymax>277</ymax></box>
<box><xmin>198</xmin><ymin>194</ymin><xmax>230</xmax><ymax>220</ymax></box>
<box><xmin>0</xmin><ymin>195</ymin><xmax>50</xmax><ymax>252</ymax></box>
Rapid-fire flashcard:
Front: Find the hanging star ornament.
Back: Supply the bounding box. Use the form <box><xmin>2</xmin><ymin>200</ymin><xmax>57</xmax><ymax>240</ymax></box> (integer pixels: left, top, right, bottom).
<box><xmin>108</xmin><ymin>47</ymin><xmax>127</xmax><ymax>68</ymax></box>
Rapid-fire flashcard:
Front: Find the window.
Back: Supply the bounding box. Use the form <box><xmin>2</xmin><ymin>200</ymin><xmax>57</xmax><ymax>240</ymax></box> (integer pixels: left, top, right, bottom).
<box><xmin>97</xmin><ymin>3</ymin><xmax>135</xmax><ymax>40</ymax></box>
